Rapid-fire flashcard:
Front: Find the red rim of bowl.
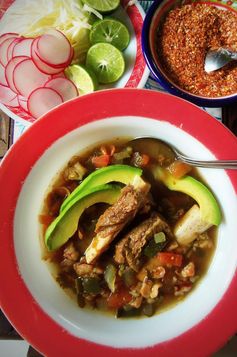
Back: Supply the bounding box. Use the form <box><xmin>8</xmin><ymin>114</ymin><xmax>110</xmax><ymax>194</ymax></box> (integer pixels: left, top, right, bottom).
<box><xmin>0</xmin><ymin>0</ymin><xmax>148</xmax><ymax>124</ymax></box>
<box><xmin>0</xmin><ymin>89</ymin><xmax>237</xmax><ymax>356</ymax></box>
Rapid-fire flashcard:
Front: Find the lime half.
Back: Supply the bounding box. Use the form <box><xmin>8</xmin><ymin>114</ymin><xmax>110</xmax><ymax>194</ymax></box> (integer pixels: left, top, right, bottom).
<box><xmin>86</xmin><ymin>43</ymin><xmax>125</xmax><ymax>84</ymax></box>
<box><xmin>90</xmin><ymin>18</ymin><xmax>130</xmax><ymax>51</ymax></box>
<box><xmin>65</xmin><ymin>64</ymin><xmax>98</xmax><ymax>95</ymax></box>
<box><xmin>82</xmin><ymin>0</ymin><xmax>120</xmax><ymax>13</ymax></box>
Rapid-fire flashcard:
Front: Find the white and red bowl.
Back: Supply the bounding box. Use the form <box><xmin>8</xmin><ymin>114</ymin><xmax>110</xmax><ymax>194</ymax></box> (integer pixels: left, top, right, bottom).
<box><xmin>0</xmin><ymin>89</ymin><xmax>237</xmax><ymax>356</ymax></box>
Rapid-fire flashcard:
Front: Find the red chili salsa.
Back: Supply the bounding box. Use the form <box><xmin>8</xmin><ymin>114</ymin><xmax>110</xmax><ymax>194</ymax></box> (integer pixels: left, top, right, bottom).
<box><xmin>156</xmin><ymin>3</ymin><xmax>237</xmax><ymax>97</ymax></box>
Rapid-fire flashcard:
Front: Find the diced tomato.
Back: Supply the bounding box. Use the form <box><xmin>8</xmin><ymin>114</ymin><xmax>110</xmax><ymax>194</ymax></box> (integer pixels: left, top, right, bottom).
<box><xmin>168</xmin><ymin>160</ymin><xmax>192</xmax><ymax>179</ymax></box>
<box><xmin>156</xmin><ymin>252</ymin><xmax>183</xmax><ymax>267</ymax></box>
<box><xmin>92</xmin><ymin>154</ymin><xmax>110</xmax><ymax>168</ymax></box>
<box><xmin>107</xmin><ymin>288</ymin><xmax>132</xmax><ymax>308</ymax></box>
<box><xmin>140</xmin><ymin>154</ymin><xmax>150</xmax><ymax>167</ymax></box>
<box><xmin>132</xmin><ymin>152</ymin><xmax>150</xmax><ymax>168</ymax></box>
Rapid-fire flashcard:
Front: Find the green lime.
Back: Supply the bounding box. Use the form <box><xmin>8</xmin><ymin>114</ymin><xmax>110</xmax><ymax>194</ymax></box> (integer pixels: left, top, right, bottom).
<box><xmin>86</xmin><ymin>43</ymin><xmax>125</xmax><ymax>84</ymax></box>
<box><xmin>82</xmin><ymin>0</ymin><xmax>120</xmax><ymax>13</ymax></box>
<box><xmin>90</xmin><ymin>18</ymin><xmax>130</xmax><ymax>51</ymax></box>
<box><xmin>65</xmin><ymin>64</ymin><xmax>98</xmax><ymax>95</ymax></box>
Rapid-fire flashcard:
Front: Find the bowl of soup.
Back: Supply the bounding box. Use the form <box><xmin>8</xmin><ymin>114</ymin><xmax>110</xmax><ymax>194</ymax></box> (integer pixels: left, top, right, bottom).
<box><xmin>142</xmin><ymin>0</ymin><xmax>237</xmax><ymax>107</ymax></box>
<box><xmin>0</xmin><ymin>89</ymin><xmax>237</xmax><ymax>356</ymax></box>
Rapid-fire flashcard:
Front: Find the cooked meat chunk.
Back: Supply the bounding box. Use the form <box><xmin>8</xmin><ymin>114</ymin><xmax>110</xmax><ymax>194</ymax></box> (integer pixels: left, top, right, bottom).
<box><xmin>61</xmin><ymin>242</ymin><xmax>80</xmax><ymax>271</ymax></box>
<box><xmin>73</xmin><ymin>263</ymin><xmax>103</xmax><ymax>277</ymax></box>
<box><xmin>114</xmin><ymin>212</ymin><xmax>173</xmax><ymax>271</ymax></box>
<box><xmin>138</xmin><ymin>192</ymin><xmax>154</xmax><ymax>215</ymax></box>
<box><xmin>85</xmin><ymin>176</ymin><xmax>150</xmax><ymax>263</ymax></box>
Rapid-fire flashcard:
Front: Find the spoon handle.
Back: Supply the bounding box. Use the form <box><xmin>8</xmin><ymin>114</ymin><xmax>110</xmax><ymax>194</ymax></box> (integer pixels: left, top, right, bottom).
<box><xmin>177</xmin><ymin>154</ymin><xmax>237</xmax><ymax>169</ymax></box>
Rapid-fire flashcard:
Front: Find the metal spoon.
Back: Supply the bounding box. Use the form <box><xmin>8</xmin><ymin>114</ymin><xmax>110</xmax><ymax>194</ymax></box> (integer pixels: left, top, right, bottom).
<box><xmin>204</xmin><ymin>48</ymin><xmax>237</xmax><ymax>73</ymax></box>
<box><xmin>129</xmin><ymin>137</ymin><xmax>237</xmax><ymax>169</ymax></box>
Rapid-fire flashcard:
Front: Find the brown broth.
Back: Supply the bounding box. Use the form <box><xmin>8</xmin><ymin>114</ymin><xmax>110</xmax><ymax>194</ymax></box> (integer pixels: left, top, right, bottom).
<box><xmin>39</xmin><ymin>138</ymin><xmax>217</xmax><ymax>318</ymax></box>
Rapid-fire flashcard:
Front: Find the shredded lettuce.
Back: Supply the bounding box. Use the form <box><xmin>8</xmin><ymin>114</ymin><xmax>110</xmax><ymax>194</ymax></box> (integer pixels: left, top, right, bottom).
<box><xmin>0</xmin><ymin>0</ymin><xmax>96</xmax><ymax>63</ymax></box>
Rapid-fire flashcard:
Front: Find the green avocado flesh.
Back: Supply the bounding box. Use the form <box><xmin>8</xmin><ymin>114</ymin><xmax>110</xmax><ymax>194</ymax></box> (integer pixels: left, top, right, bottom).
<box><xmin>60</xmin><ymin>164</ymin><xmax>142</xmax><ymax>212</ymax></box>
<box><xmin>153</xmin><ymin>167</ymin><xmax>222</xmax><ymax>226</ymax></box>
<box><xmin>45</xmin><ymin>184</ymin><xmax>121</xmax><ymax>251</ymax></box>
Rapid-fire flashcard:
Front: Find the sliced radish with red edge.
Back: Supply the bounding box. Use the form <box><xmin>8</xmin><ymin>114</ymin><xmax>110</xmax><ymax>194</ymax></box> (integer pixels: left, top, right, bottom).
<box><xmin>7</xmin><ymin>38</ymin><xmax>22</xmax><ymax>62</ymax></box>
<box><xmin>36</xmin><ymin>29</ymin><xmax>71</xmax><ymax>67</ymax></box>
<box><xmin>51</xmin><ymin>72</ymin><xmax>66</xmax><ymax>79</ymax></box>
<box><xmin>0</xmin><ymin>84</ymin><xmax>18</xmax><ymax>107</ymax></box>
<box><xmin>0</xmin><ymin>33</ymin><xmax>19</xmax><ymax>46</ymax></box>
<box><xmin>18</xmin><ymin>95</ymin><xmax>29</xmax><ymax>112</ymax></box>
<box><xmin>13</xmin><ymin>38</ymin><xmax>34</xmax><ymax>58</ymax></box>
<box><xmin>0</xmin><ymin>63</ymin><xmax>8</xmax><ymax>86</ymax></box>
<box><xmin>5</xmin><ymin>56</ymin><xmax>29</xmax><ymax>92</ymax></box>
<box><xmin>13</xmin><ymin>58</ymin><xmax>50</xmax><ymax>97</ymax></box>
<box><xmin>27</xmin><ymin>87</ymin><xmax>63</xmax><ymax>118</ymax></box>
<box><xmin>44</xmin><ymin>77</ymin><xmax>78</xmax><ymax>102</ymax></box>
<box><xmin>0</xmin><ymin>37</ymin><xmax>19</xmax><ymax>66</ymax></box>
<box><xmin>31</xmin><ymin>39</ymin><xmax>65</xmax><ymax>75</ymax></box>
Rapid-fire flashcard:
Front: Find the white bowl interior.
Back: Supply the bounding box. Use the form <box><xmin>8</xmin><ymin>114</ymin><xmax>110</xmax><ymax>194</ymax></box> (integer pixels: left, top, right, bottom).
<box><xmin>14</xmin><ymin>116</ymin><xmax>237</xmax><ymax>348</ymax></box>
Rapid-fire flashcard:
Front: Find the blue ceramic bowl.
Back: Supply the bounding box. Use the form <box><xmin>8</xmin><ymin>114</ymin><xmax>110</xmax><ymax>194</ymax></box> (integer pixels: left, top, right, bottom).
<box><xmin>142</xmin><ymin>0</ymin><xmax>237</xmax><ymax>107</ymax></box>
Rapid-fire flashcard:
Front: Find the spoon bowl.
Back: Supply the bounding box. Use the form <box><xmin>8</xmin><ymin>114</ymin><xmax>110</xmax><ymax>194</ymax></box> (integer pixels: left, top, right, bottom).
<box><xmin>129</xmin><ymin>137</ymin><xmax>237</xmax><ymax>169</ymax></box>
<box><xmin>205</xmin><ymin>48</ymin><xmax>237</xmax><ymax>73</ymax></box>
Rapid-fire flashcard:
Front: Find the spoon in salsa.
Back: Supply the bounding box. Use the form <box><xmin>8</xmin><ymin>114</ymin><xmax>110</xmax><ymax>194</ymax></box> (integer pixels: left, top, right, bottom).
<box><xmin>129</xmin><ymin>137</ymin><xmax>237</xmax><ymax>169</ymax></box>
<box><xmin>204</xmin><ymin>48</ymin><xmax>237</xmax><ymax>73</ymax></box>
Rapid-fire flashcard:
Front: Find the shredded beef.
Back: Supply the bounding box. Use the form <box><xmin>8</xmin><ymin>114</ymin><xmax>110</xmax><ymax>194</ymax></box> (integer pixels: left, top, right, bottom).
<box><xmin>85</xmin><ymin>179</ymin><xmax>150</xmax><ymax>263</ymax></box>
<box><xmin>114</xmin><ymin>212</ymin><xmax>173</xmax><ymax>271</ymax></box>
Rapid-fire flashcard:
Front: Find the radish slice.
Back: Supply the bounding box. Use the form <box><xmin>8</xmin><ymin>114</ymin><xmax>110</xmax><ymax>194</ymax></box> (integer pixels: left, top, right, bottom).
<box><xmin>0</xmin><ymin>33</ymin><xmax>18</xmax><ymax>46</ymax></box>
<box><xmin>0</xmin><ymin>84</ymin><xmax>18</xmax><ymax>107</ymax></box>
<box><xmin>12</xmin><ymin>38</ymin><xmax>33</xmax><ymax>58</ymax></box>
<box><xmin>31</xmin><ymin>39</ymin><xmax>65</xmax><ymax>75</ymax></box>
<box><xmin>36</xmin><ymin>29</ymin><xmax>71</xmax><ymax>66</ymax></box>
<box><xmin>27</xmin><ymin>87</ymin><xmax>63</xmax><ymax>118</ymax></box>
<box><xmin>5</xmin><ymin>56</ymin><xmax>29</xmax><ymax>92</ymax></box>
<box><xmin>18</xmin><ymin>95</ymin><xmax>29</xmax><ymax>112</ymax></box>
<box><xmin>44</xmin><ymin>77</ymin><xmax>78</xmax><ymax>102</ymax></box>
<box><xmin>0</xmin><ymin>37</ymin><xmax>18</xmax><ymax>66</ymax></box>
<box><xmin>13</xmin><ymin>58</ymin><xmax>50</xmax><ymax>97</ymax></box>
<box><xmin>51</xmin><ymin>72</ymin><xmax>66</xmax><ymax>79</ymax></box>
<box><xmin>0</xmin><ymin>63</ymin><xmax>8</xmax><ymax>86</ymax></box>
<box><xmin>7</xmin><ymin>38</ymin><xmax>22</xmax><ymax>62</ymax></box>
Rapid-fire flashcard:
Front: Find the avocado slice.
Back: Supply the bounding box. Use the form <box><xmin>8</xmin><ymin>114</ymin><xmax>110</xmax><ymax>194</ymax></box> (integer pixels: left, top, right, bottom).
<box><xmin>45</xmin><ymin>184</ymin><xmax>121</xmax><ymax>251</ymax></box>
<box><xmin>153</xmin><ymin>167</ymin><xmax>221</xmax><ymax>226</ymax></box>
<box><xmin>60</xmin><ymin>164</ymin><xmax>142</xmax><ymax>212</ymax></box>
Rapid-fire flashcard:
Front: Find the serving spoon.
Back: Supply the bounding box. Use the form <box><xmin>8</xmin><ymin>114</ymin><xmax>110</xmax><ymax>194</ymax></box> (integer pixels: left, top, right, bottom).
<box><xmin>204</xmin><ymin>48</ymin><xmax>237</xmax><ymax>73</ymax></box>
<box><xmin>129</xmin><ymin>137</ymin><xmax>237</xmax><ymax>169</ymax></box>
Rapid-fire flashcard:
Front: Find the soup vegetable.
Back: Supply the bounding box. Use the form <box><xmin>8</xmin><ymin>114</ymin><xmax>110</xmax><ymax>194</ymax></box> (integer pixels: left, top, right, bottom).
<box><xmin>40</xmin><ymin>138</ymin><xmax>221</xmax><ymax>318</ymax></box>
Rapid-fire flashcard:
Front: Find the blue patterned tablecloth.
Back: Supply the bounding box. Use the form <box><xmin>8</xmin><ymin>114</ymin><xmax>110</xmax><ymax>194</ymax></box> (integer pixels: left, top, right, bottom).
<box><xmin>13</xmin><ymin>0</ymin><xmax>222</xmax><ymax>142</ymax></box>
